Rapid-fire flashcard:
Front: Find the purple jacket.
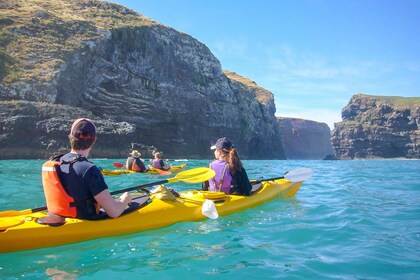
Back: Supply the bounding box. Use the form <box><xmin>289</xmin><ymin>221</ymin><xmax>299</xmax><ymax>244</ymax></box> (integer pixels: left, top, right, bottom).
<box><xmin>208</xmin><ymin>160</ymin><xmax>232</xmax><ymax>193</ymax></box>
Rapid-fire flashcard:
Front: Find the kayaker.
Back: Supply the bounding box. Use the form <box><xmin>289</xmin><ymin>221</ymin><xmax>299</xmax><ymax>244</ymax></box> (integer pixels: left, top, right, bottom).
<box><xmin>151</xmin><ymin>152</ymin><xmax>170</xmax><ymax>170</ymax></box>
<box><xmin>126</xmin><ymin>150</ymin><xmax>148</xmax><ymax>172</ymax></box>
<box><xmin>39</xmin><ymin>118</ymin><xmax>132</xmax><ymax>225</ymax></box>
<box><xmin>202</xmin><ymin>137</ymin><xmax>252</xmax><ymax>196</ymax></box>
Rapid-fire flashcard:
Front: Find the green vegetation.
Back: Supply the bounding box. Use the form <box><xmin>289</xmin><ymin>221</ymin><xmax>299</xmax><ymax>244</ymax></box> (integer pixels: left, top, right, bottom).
<box><xmin>224</xmin><ymin>70</ymin><xmax>274</xmax><ymax>105</ymax></box>
<box><xmin>0</xmin><ymin>0</ymin><xmax>157</xmax><ymax>84</ymax></box>
<box><xmin>0</xmin><ymin>31</ymin><xmax>22</xmax><ymax>82</ymax></box>
<box><xmin>355</xmin><ymin>94</ymin><xmax>420</xmax><ymax>109</ymax></box>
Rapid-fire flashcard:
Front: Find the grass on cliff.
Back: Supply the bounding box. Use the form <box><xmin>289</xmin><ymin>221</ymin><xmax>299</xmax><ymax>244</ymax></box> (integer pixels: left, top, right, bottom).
<box><xmin>0</xmin><ymin>0</ymin><xmax>156</xmax><ymax>83</ymax></box>
<box><xmin>224</xmin><ymin>70</ymin><xmax>274</xmax><ymax>105</ymax></box>
<box><xmin>379</xmin><ymin>96</ymin><xmax>420</xmax><ymax>109</ymax></box>
<box><xmin>356</xmin><ymin>94</ymin><xmax>420</xmax><ymax>109</ymax></box>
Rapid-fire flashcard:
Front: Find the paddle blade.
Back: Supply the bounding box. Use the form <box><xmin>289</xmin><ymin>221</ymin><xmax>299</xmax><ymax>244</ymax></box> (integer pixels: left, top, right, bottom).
<box><xmin>202</xmin><ymin>199</ymin><xmax>218</xmax><ymax>219</ymax></box>
<box><xmin>168</xmin><ymin>167</ymin><xmax>216</xmax><ymax>184</ymax></box>
<box><xmin>284</xmin><ymin>168</ymin><xmax>313</xmax><ymax>182</ymax></box>
<box><xmin>113</xmin><ymin>162</ymin><xmax>124</xmax><ymax>168</ymax></box>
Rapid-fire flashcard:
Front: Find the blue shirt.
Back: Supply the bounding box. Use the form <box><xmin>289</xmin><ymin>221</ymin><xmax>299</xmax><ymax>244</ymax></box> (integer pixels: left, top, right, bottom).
<box><xmin>57</xmin><ymin>153</ymin><xmax>108</xmax><ymax>219</ymax></box>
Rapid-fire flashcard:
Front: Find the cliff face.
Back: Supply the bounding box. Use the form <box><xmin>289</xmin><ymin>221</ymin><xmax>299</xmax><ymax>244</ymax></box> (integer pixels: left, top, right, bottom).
<box><xmin>277</xmin><ymin>117</ymin><xmax>333</xmax><ymax>159</ymax></box>
<box><xmin>331</xmin><ymin>94</ymin><xmax>420</xmax><ymax>159</ymax></box>
<box><xmin>0</xmin><ymin>0</ymin><xmax>285</xmax><ymax>159</ymax></box>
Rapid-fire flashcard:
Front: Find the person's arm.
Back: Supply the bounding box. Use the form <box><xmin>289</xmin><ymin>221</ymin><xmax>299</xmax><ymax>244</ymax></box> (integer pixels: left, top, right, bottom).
<box><xmin>162</xmin><ymin>159</ymin><xmax>170</xmax><ymax>170</ymax></box>
<box><xmin>242</xmin><ymin>169</ymin><xmax>252</xmax><ymax>196</ymax></box>
<box><xmin>236</xmin><ymin>168</ymin><xmax>252</xmax><ymax>196</ymax></box>
<box><xmin>138</xmin><ymin>159</ymin><xmax>147</xmax><ymax>172</ymax></box>
<box><xmin>94</xmin><ymin>191</ymin><xmax>132</xmax><ymax>218</ymax></box>
<box><xmin>202</xmin><ymin>180</ymin><xmax>209</xmax><ymax>191</ymax></box>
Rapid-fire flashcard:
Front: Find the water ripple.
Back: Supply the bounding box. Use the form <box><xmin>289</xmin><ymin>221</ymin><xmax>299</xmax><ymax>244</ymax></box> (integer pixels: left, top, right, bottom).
<box><xmin>0</xmin><ymin>159</ymin><xmax>419</xmax><ymax>279</ymax></box>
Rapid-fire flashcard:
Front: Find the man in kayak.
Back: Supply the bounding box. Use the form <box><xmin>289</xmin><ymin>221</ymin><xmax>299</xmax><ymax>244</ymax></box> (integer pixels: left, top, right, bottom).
<box><xmin>126</xmin><ymin>150</ymin><xmax>148</xmax><ymax>172</ymax></box>
<box><xmin>202</xmin><ymin>137</ymin><xmax>252</xmax><ymax>196</ymax></box>
<box><xmin>39</xmin><ymin>118</ymin><xmax>132</xmax><ymax>225</ymax></box>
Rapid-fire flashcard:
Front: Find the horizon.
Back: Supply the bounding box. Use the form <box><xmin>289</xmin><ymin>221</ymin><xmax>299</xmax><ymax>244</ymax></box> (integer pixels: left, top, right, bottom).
<box><xmin>109</xmin><ymin>0</ymin><xmax>419</xmax><ymax>129</ymax></box>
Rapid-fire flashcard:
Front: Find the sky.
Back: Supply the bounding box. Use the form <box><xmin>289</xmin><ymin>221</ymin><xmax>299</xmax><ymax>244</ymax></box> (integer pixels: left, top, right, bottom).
<box><xmin>109</xmin><ymin>0</ymin><xmax>419</xmax><ymax>129</ymax></box>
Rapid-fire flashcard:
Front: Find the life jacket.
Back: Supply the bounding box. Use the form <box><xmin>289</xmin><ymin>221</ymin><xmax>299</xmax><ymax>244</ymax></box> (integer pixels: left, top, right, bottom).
<box><xmin>131</xmin><ymin>159</ymin><xmax>142</xmax><ymax>172</ymax></box>
<box><xmin>42</xmin><ymin>154</ymin><xmax>93</xmax><ymax>218</ymax></box>
<box><xmin>209</xmin><ymin>161</ymin><xmax>231</xmax><ymax>194</ymax></box>
<box><xmin>126</xmin><ymin>157</ymin><xmax>144</xmax><ymax>172</ymax></box>
<box><xmin>152</xmin><ymin>159</ymin><xmax>161</xmax><ymax>169</ymax></box>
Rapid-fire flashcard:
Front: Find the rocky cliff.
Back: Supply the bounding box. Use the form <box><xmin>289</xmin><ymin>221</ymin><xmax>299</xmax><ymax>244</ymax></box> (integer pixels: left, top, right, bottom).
<box><xmin>0</xmin><ymin>0</ymin><xmax>285</xmax><ymax>159</ymax></box>
<box><xmin>331</xmin><ymin>94</ymin><xmax>420</xmax><ymax>159</ymax></box>
<box><xmin>277</xmin><ymin>117</ymin><xmax>333</xmax><ymax>159</ymax></box>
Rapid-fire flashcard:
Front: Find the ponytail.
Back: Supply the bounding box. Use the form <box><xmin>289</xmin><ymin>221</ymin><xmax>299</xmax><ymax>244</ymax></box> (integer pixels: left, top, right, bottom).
<box><xmin>219</xmin><ymin>147</ymin><xmax>243</xmax><ymax>175</ymax></box>
<box><xmin>227</xmin><ymin>148</ymin><xmax>242</xmax><ymax>175</ymax></box>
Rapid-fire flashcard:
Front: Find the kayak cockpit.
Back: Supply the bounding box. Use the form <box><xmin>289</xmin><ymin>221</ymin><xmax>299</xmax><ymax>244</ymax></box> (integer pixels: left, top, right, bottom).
<box><xmin>36</xmin><ymin>194</ymin><xmax>151</xmax><ymax>227</ymax></box>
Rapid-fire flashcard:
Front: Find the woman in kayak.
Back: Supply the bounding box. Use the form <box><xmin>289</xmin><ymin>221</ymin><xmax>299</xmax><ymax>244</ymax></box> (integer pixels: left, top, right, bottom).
<box><xmin>126</xmin><ymin>150</ymin><xmax>148</xmax><ymax>172</ymax></box>
<box><xmin>151</xmin><ymin>152</ymin><xmax>170</xmax><ymax>170</ymax></box>
<box><xmin>203</xmin><ymin>137</ymin><xmax>252</xmax><ymax>196</ymax></box>
<box><xmin>39</xmin><ymin>118</ymin><xmax>132</xmax><ymax>225</ymax></box>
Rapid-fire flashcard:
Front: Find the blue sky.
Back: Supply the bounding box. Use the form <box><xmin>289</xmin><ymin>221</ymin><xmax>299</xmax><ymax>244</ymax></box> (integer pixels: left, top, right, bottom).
<box><xmin>110</xmin><ymin>0</ymin><xmax>419</xmax><ymax>129</ymax></box>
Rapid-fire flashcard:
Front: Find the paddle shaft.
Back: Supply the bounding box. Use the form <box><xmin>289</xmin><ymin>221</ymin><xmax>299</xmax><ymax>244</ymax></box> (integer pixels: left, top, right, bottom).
<box><xmin>252</xmin><ymin>168</ymin><xmax>313</xmax><ymax>184</ymax></box>
<box><xmin>3</xmin><ymin>181</ymin><xmax>165</xmax><ymax>215</ymax></box>
<box><xmin>8</xmin><ymin>178</ymin><xmax>171</xmax><ymax>215</ymax></box>
<box><xmin>110</xmin><ymin>179</ymin><xmax>168</xmax><ymax>195</ymax></box>
<box><xmin>252</xmin><ymin>176</ymin><xmax>286</xmax><ymax>185</ymax></box>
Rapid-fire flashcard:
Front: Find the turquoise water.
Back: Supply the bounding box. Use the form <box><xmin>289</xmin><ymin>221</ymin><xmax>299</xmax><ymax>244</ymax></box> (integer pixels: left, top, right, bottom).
<box><xmin>0</xmin><ymin>159</ymin><xmax>419</xmax><ymax>279</ymax></box>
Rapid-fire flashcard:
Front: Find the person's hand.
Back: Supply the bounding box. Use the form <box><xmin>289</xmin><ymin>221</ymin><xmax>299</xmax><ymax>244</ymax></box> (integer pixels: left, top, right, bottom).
<box><xmin>120</xmin><ymin>192</ymin><xmax>132</xmax><ymax>206</ymax></box>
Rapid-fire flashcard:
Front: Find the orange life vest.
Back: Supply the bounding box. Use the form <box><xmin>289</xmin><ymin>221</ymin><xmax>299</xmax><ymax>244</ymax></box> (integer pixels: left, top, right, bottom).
<box><xmin>41</xmin><ymin>160</ymin><xmax>78</xmax><ymax>217</ymax></box>
<box><xmin>131</xmin><ymin>160</ymin><xmax>142</xmax><ymax>172</ymax></box>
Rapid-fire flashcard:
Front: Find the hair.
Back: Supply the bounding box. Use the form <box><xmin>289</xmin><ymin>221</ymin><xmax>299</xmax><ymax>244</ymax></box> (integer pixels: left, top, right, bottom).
<box><xmin>69</xmin><ymin>134</ymin><xmax>96</xmax><ymax>150</ymax></box>
<box><xmin>154</xmin><ymin>152</ymin><xmax>162</xmax><ymax>159</ymax></box>
<box><xmin>219</xmin><ymin>147</ymin><xmax>243</xmax><ymax>175</ymax></box>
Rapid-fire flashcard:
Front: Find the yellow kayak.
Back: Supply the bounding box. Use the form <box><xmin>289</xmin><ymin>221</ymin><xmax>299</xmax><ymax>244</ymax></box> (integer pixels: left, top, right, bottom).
<box><xmin>0</xmin><ymin>178</ymin><xmax>304</xmax><ymax>253</ymax></box>
<box><xmin>102</xmin><ymin>164</ymin><xmax>187</xmax><ymax>176</ymax></box>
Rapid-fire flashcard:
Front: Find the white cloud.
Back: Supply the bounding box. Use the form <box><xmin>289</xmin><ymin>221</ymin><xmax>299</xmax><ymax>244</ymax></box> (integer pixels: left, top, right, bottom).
<box><xmin>209</xmin><ymin>40</ymin><xmax>417</xmax><ymax>129</ymax></box>
<box><xmin>211</xmin><ymin>38</ymin><xmax>249</xmax><ymax>60</ymax></box>
<box><xmin>265</xmin><ymin>49</ymin><xmax>395</xmax><ymax>81</ymax></box>
<box><xmin>406</xmin><ymin>61</ymin><xmax>420</xmax><ymax>72</ymax></box>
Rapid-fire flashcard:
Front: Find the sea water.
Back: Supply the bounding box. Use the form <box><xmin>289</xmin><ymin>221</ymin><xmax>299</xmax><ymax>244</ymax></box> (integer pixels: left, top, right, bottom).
<box><xmin>0</xmin><ymin>159</ymin><xmax>419</xmax><ymax>279</ymax></box>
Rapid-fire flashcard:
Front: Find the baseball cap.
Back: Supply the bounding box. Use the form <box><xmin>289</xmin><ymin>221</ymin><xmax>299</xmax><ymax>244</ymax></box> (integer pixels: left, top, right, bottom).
<box><xmin>70</xmin><ymin>118</ymin><xmax>96</xmax><ymax>140</ymax></box>
<box><xmin>210</xmin><ymin>137</ymin><xmax>233</xmax><ymax>150</ymax></box>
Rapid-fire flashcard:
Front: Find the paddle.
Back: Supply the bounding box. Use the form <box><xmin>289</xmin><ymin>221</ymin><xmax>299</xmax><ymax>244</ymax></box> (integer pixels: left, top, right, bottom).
<box><xmin>113</xmin><ymin>162</ymin><xmax>124</xmax><ymax>168</ymax></box>
<box><xmin>0</xmin><ymin>167</ymin><xmax>216</xmax><ymax>217</ymax></box>
<box><xmin>199</xmin><ymin>167</ymin><xmax>313</xmax><ymax>219</ymax></box>
<box><xmin>253</xmin><ymin>167</ymin><xmax>313</xmax><ymax>184</ymax></box>
<box><xmin>110</xmin><ymin>167</ymin><xmax>214</xmax><ymax>195</ymax></box>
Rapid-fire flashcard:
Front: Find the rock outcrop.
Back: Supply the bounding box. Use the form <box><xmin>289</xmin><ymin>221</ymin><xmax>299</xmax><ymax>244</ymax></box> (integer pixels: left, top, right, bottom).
<box><xmin>0</xmin><ymin>0</ymin><xmax>285</xmax><ymax>159</ymax></box>
<box><xmin>331</xmin><ymin>94</ymin><xmax>420</xmax><ymax>159</ymax></box>
<box><xmin>277</xmin><ymin>117</ymin><xmax>333</xmax><ymax>159</ymax></box>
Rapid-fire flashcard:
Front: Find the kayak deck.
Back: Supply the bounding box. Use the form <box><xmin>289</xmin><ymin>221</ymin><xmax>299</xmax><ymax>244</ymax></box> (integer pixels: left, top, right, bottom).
<box><xmin>0</xmin><ymin>178</ymin><xmax>302</xmax><ymax>253</ymax></box>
